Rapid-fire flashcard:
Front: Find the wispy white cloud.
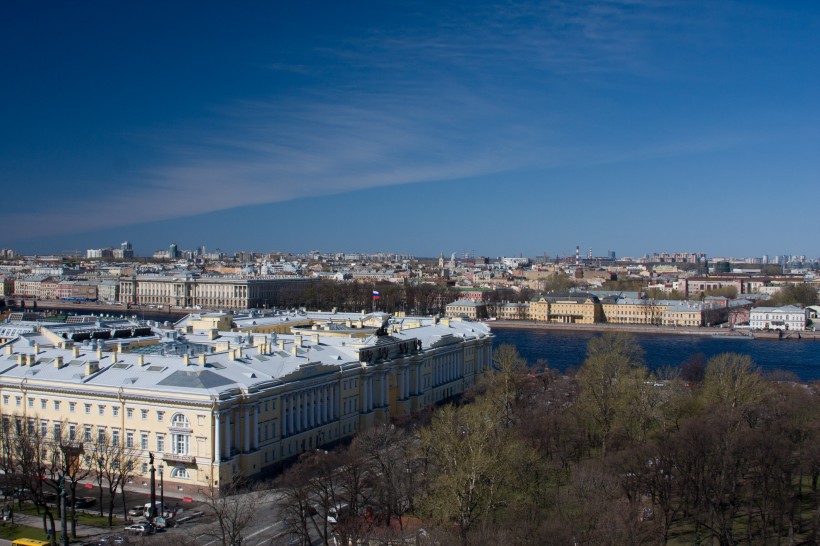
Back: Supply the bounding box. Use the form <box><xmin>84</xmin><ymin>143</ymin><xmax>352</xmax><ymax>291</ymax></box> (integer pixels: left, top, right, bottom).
<box><xmin>3</xmin><ymin>0</ymin><xmax>746</xmax><ymax>241</ymax></box>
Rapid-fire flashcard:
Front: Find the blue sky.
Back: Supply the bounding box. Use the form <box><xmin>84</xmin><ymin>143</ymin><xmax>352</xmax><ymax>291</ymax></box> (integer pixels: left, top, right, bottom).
<box><xmin>2</xmin><ymin>1</ymin><xmax>819</xmax><ymax>259</ymax></box>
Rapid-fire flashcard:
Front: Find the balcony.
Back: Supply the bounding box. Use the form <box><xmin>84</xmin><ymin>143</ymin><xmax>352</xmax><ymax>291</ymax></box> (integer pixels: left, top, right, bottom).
<box><xmin>162</xmin><ymin>453</ymin><xmax>195</xmax><ymax>464</ymax></box>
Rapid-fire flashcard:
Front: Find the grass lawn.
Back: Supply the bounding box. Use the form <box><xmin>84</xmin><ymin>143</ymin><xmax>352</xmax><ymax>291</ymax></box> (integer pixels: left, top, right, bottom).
<box><xmin>13</xmin><ymin>504</ymin><xmax>124</xmax><ymax>529</ymax></box>
<box><xmin>0</xmin><ymin>522</ymin><xmax>62</xmax><ymax>542</ymax></box>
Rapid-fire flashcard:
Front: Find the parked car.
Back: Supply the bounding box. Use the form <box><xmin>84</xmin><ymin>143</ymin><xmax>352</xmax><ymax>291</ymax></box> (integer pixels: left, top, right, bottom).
<box><xmin>127</xmin><ymin>505</ymin><xmax>144</xmax><ymax>517</ymax></box>
<box><xmin>73</xmin><ymin>496</ymin><xmax>97</xmax><ymax>509</ymax></box>
<box><xmin>125</xmin><ymin>523</ymin><xmax>155</xmax><ymax>536</ymax></box>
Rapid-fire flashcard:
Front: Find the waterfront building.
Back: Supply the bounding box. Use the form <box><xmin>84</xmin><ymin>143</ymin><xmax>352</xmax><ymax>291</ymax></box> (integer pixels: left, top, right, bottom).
<box><xmin>123</xmin><ymin>274</ymin><xmax>317</xmax><ymax>310</ymax></box>
<box><xmin>0</xmin><ymin>314</ymin><xmax>493</xmax><ymax>494</ymax></box>
<box><xmin>445</xmin><ymin>299</ymin><xmax>488</xmax><ymax>320</ymax></box>
<box><xmin>749</xmin><ymin>306</ymin><xmax>808</xmax><ymax>331</ymax></box>
<box><xmin>528</xmin><ymin>294</ymin><xmax>602</xmax><ymax>324</ymax></box>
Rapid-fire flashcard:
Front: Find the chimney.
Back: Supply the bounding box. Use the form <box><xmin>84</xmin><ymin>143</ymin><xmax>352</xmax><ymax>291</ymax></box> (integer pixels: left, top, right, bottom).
<box><xmin>17</xmin><ymin>354</ymin><xmax>24</xmax><ymax>366</ymax></box>
<box><xmin>138</xmin><ymin>355</ymin><xmax>145</xmax><ymax>366</ymax></box>
<box><xmin>291</xmin><ymin>344</ymin><xmax>298</xmax><ymax>356</ymax></box>
<box><xmin>26</xmin><ymin>355</ymin><xmax>34</xmax><ymax>366</ymax></box>
<box><xmin>96</xmin><ymin>348</ymin><xmax>103</xmax><ymax>360</ymax></box>
<box><xmin>295</xmin><ymin>334</ymin><xmax>302</xmax><ymax>347</ymax></box>
<box><xmin>183</xmin><ymin>354</ymin><xmax>190</xmax><ymax>366</ymax></box>
<box><xmin>312</xmin><ymin>333</ymin><xmax>320</xmax><ymax>344</ymax></box>
<box><xmin>33</xmin><ymin>343</ymin><xmax>40</xmax><ymax>354</ymax></box>
<box><xmin>85</xmin><ymin>361</ymin><xmax>99</xmax><ymax>375</ymax></box>
<box><xmin>198</xmin><ymin>354</ymin><xmax>206</xmax><ymax>365</ymax></box>
<box><xmin>53</xmin><ymin>356</ymin><xmax>64</xmax><ymax>369</ymax></box>
<box><xmin>5</xmin><ymin>345</ymin><xmax>12</xmax><ymax>355</ymax></box>
<box><xmin>73</xmin><ymin>346</ymin><xmax>80</xmax><ymax>358</ymax></box>
<box><xmin>208</xmin><ymin>329</ymin><xmax>219</xmax><ymax>340</ymax></box>
<box><xmin>278</xmin><ymin>340</ymin><xmax>285</xmax><ymax>351</ymax></box>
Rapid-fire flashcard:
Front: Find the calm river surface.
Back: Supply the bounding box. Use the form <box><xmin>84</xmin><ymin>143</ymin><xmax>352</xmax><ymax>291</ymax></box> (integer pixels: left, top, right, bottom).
<box><xmin>492</xmin><ymin>327</ymin><xmax>820</xmax><ymax>381</ymax></box>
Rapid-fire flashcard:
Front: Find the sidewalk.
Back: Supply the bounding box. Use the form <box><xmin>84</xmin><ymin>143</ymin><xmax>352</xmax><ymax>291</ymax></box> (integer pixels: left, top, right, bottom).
<box><xmin>1</xmin><ymin>509</ymin><xmax>112</xmax><ymax>543</ymax></box>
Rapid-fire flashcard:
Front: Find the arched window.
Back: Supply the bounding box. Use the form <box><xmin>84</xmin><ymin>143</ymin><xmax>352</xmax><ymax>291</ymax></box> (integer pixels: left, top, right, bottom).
<box><xmin>170</xmin><ymin>467</ymin><xmax>190</xmax><ymax>479</ymax></box>
<box><xmin>171</xmin><ymin>413</ymin><xmax>190</xmax><ymax>428</ymax></box>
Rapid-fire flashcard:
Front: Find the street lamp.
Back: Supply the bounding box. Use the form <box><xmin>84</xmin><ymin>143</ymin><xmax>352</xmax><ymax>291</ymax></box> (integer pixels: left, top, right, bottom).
<box><xmin>158</xmin><ymin>465</ymin><xmax>164</xmax><ymax>518</ymax></box>
<box><xmin>148</xmin><ymin>453</ymin><xmax>156</xmax><ymax>523</ymax></box>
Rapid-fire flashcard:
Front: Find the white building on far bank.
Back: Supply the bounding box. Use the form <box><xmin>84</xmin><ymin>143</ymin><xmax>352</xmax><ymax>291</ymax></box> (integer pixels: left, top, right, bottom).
<box><xmin>749</xmin><ymin>305</ymin><xmax>808</xmax><ymax>331</ymax></box>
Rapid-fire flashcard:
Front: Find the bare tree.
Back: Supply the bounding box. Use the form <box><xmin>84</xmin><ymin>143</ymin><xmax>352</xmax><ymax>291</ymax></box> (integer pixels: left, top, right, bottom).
<box><xmin>89</xmin><ymin>432</ymin><xmax>140</xmax><ymax>526</ymax></box>
<box><xmin>199</xmin><ymin>474</ymin><xmax>269</xmax><ymax>546</ymax></box>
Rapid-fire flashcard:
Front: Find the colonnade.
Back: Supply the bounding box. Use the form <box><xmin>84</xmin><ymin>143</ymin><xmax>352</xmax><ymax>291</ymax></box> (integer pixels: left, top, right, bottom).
<box><xmin>281</xmin><ymin>384</ymin><xmax>339</xmax><ymax>437</ymax></box>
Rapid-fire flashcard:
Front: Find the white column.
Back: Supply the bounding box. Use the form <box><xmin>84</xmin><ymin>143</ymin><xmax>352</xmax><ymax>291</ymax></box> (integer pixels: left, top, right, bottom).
<box><xmin>309</xmin><ymin>389</ymin><xmax>316</xmax><ymax>429</ymax></box>
<box><xmin>382</xmin><ymin>375</ymin><xmax>388</xmax><ymax>407</ymax></box>
<box><xmin>322</xmin><ymin>386</ymin><xmax>329</xmax><ymax>423</ymax></box>
<box><xmin>291</xmin><ymin>395</ymin><xmax>296</xmax><ymax>433</ymax></box>
<box><xmin>224</xmin><ymin>412</ymin><xmax>231</xmax><ymax>457</ymax></box>
<box><xmin>244</xmin><ymin>407</ymin><xmax>251</xmax><ymax>453</ymax></box>
<box><xmin>302</xmin><ymin>392</ymin><xmax>308</xmax><ymax>430</ymax></box>
<box><xmin>214</xmin><ymin>412</ymin><xmax>221</xmax><ymax>462</ymax></box>
<box><xmin>253</xmin><ymin>405</ymin><xmax>259</xmax><ymax>450</ymax></box>
<box><xmin>282</xmin><ymin>397</ymin><xmax>288</xmax><ymax>437</ymax></box>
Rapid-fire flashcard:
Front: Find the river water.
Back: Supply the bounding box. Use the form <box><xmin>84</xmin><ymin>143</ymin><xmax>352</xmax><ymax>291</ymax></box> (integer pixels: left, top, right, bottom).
<box><xmin>492</xmin><ymin>327</ymin><xmax>820</xmax><ymax>381</ymax></box>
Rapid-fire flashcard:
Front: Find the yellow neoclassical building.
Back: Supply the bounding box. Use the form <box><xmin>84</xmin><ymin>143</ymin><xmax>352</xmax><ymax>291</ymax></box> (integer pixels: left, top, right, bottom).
<box><xmin>528</xmin><ymin>294</ymin><xmax>603</xmax><ymax>324</ymax></box>
<box><xmin>0</xmin><ymin>314</ymin><xmax>493</xmax><ymax>494</ymax></box>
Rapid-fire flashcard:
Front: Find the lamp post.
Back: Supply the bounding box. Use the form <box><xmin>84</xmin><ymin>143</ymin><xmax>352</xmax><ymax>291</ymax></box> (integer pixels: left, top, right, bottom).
<box><xmin>158</xmin><ymin>465</ymin><xmax>164</xmax><ymax>517</ymax></box>
<box><xmin>59</xmin><ymin>475</ymin><xmax>69</xmax><ymax>546</ymax></box>
<box><xmin>148</xmin><ymin>453</ymin><xmax>156</xmax><ymax>523</ymax></box>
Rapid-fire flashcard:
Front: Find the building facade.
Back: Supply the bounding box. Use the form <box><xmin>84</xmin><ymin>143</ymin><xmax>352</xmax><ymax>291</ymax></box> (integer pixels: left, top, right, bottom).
<box><xmin>749</xmin><ymin>306</ymin><xmax>807</xmax><ymax>331</ymax></box>
<box><xmin>0</xmin><ymin>314</ymin><xmax>493</xmax><ymax>495</ymax></box>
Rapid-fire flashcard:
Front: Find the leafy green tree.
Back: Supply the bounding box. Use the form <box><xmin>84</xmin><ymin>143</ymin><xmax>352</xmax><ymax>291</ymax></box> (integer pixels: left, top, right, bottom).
<box><xmin>576</xmin><ymin>333</ymin><xmax>646</xmax><ymax>457</ymax></box>
<box><xmin>701</xmin><ymin>353</ymin><xmax>768</xmax><ymax>412</ymax></box>
<box><xmin>764</xmin><ymin>283</ymin><xmax>819</xmax><ymax>307</ymax></box>
<box><xmin>417</xmin><ymin>399</ymin><xmax>535</xmax><ymax>545</ymax></box>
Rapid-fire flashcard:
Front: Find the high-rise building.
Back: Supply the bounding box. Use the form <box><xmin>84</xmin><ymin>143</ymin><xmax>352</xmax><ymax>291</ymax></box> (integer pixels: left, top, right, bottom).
<box><xmin>121</xmin><ymin>241</ymin><xmax>134</xmax><ymax>259</ymax></box>
<box><xmin>169</xmin><ymin>243</ymin><xmax>178</xmax><ymax>259</ymax></box>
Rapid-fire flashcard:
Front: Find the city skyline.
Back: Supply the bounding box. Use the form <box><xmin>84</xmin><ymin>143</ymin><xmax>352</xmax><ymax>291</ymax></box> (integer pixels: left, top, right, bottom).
<box><xmin>3</xmin><ymin>1</ymin><xmax>819</xmax><ymax>257</ymax></box>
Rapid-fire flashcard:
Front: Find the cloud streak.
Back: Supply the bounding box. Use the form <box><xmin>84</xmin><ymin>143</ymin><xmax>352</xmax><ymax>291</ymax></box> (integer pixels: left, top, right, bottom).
<box><xmin>3</xmin><ymin>0</ymin><xmax>743</xmax><ymax>242</ymax></box>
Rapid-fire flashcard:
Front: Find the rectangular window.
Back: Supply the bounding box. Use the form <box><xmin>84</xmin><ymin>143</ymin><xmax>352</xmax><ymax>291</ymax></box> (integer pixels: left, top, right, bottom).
<box><xmin>127</xmin><ymin>408</ymin><xmax>134</xmax><ymax>419</ymax></box>
<box><xmin>54</xmin><ymin>401</ymin><xmax>60</xmax><ymax>411</ymax></box>
<box><xmin>98</xmin><ymin>405</ymin><xmax>105</xmax><ymax>416</ymax></box>
<box><xmin>69</xmin><ymin>402</ymin><xmax>76</xmax><ymax>413</ymax></box>
<box><xmin>2</xmin><ymin>395</ymin><xmax>8</xmax><ymax>405</ymax></box>
<box><xmin>156</xmin><ymin>434</ymin><xmax>165</xmax><ymax>452</ymax></box>
<box><xmin>40</xmin><ymin>421</ymin><xmax>48</xmax><ymax>437</ymax></box>
<box><xmin>84</xmin><ymin>425</ymin><xmax>92</xmax><ymax>442</ymax></box>
<box><xmin>141</xmin><ymin>463</ymin><xmax>148</xmax><ymax>474</ymax></box>
<box><xmin>112</xmin><ymin>429</ymin><xmax>120</xmax><ymax>446</ymax></box>
<box><xmin>41</xmin><ymin>399</ymin><xmax>47</xmax><ymax>410</ymax></box>
<box><xmin>15</xmin><ymin>397</ymin><xmax>20</xmax><ymax>407</ymax></box>
<box><xmin>141</xmin><ymin>433</ymin><xmax>149</xmax><ymax>450</ymax></box>
<box><xmin>141</xmin><ymin>409</ymin><xmax>148</xmax><ymax>420</ymax></box>
<box><xmin>28</xmin><ymin>398</ymin><xmax>34</xmax><ymax>408</ymax></box>
<box><xmin>69</xmin><ymin>424</ymin><xmax>76</xmax><ymax>441</ymax></box>
<box><xmin>53</xmin><ymin>423</ymin><xmax>61</xmax><ymax>439</ymax></box>
<box><xmin>85</xmin><ymin>404</ymin><xmax>91</xmax><ymax>414</ymax></box>
<box><xmin>113</xmin><ymin>407</ymin><xmax>119</xmax><ymax>417</ymax></box>
<box><xmin>157</xmin><ymin>411</ymin><xmax>165</xmax><ymax>422</ymax></box>
<box><xmin>126</xmin><ymin>431</ymin><xmax>134</xmax><ymax>448</ymax></box>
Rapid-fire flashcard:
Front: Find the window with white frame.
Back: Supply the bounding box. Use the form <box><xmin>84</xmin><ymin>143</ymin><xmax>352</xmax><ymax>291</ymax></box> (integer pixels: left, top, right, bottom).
<box><xmin>171</xmin><ymin>413</ymin><xmax>190</xmax><ymax>428</ymax></box>
<box><xmin>171</xmin><ymin>433</ymin><xmax>189</xmax><ymax>455</ymax></box>
<box><xmin>170</xmin><ymin>467</ymin><xmax>190</xmax><ymax>479</ymax></box>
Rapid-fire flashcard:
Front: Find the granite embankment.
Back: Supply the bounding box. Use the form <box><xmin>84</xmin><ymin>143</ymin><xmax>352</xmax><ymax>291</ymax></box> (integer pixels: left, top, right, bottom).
<box><xmin>484</xmin><ymin>320</ymin><xmax>818</xmax><ymax>340</ymax></box>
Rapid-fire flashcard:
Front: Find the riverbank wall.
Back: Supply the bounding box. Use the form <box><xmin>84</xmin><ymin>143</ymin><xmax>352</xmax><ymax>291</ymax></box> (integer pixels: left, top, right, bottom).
<box><xmin>484</xmin><ymin>320</ymin><xmax>820</xmax><ymax>341</ymax></box>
